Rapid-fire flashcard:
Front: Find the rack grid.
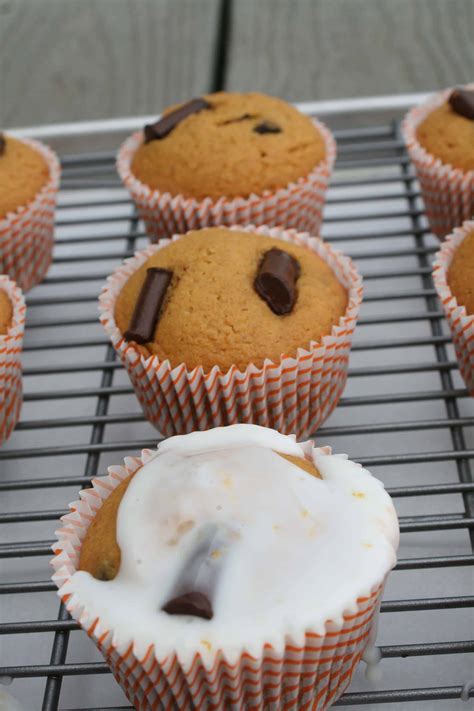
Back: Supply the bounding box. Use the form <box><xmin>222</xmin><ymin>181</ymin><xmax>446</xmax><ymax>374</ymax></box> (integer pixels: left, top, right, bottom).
<box><xmin>0</xmin><ymin>105</ymin><xmax>473</xmax><ymax>711</ymax></box>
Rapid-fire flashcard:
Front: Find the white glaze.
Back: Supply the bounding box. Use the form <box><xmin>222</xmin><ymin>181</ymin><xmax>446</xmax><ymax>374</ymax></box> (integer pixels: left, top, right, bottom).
<box><xmin>361</xmin><ymin>580</ymin><xmax>384</xmax><ymax>682</ymax></box>
<box><xmin>0</xmin><ymin>688</ymin><xmax>24</xmax><ymax>711</ymax></box>
<box><xmin>461</xmin><ymin>680</ymin><xmax>474</xmax><ymax>702</ymax></box>
<box><xmin>66</xmin><ymin>425</ymin><xmax>399</xmax><ymax>665</ymax></box>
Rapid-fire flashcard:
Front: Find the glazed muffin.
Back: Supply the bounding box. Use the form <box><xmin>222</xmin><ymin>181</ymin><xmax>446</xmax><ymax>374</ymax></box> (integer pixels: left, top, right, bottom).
<box><xmin>54</xmin><ymin>425</ymin><xmax>399</xmax><ymax>710</ymax></box>
<box><xmin>447</xmin><ymin>229</ymin><xmax>474</xmax><ymax>315</ymax></box>
<box><xmin>100</xmin><ymin>224</ymin><xmax>362</xmax><ymax>437</ymax></box>
<box><xmin>0</xmin><ymin>134</ymin><xmax>50</xmax><ymax>219</ymax></box>
<box><xmin>132</xmin><ymin>92</ymin><xmax>326</xmax><ymax>200</ymax></box>
<box><xmin>433</xmin><ymin>220</ymin><xmax>474</xmax><ymax>394</ymax></box>
<box><xmin>0</xmin><ymin>133</ymin><xmax>60</xmax><ymax>291</ymax></box>
<box><xmin>0</xmin><ymin>276</ymin><xmax>25</xmax><ymax>444</ymax></box>
<box><xmin>117</xmin><ymin>92</ymin><xmax>336</xmax><ymax>241</ymax></box>
<box><xmin>114</xmin><ymin>227</ymin><xmax>348</xmax><ymax>371</ymax></box>
<box><xmin>403</xmin><ymin>86</ymin><xmax>474</xmax><ymax>239</ymax></box>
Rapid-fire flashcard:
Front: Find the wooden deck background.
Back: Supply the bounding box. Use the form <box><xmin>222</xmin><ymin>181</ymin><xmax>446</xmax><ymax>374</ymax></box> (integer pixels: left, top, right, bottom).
<box><xmin>1</xmin><ymin>0</ymin><xmax>473</xmax><ymax>128</ymax></box>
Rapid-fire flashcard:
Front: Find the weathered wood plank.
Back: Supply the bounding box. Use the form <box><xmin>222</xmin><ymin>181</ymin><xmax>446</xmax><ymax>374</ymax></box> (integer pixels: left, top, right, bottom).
<box><xmin>0</xmin><ymin>0</ymin><xmax>219</xmax><ymax>128</ymax></box>
<box><xmin>225</xmin><ymin>0</ymin><xmax>474</xmax><ymax>101</ymax></box>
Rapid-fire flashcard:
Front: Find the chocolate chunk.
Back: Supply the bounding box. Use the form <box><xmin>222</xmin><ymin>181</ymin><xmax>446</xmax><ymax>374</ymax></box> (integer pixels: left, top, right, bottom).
<box><xmin>253</xmin><ymin>121</ymin><xmax>282</xmax><ymax>134</ymax></box>
<box><xmin>162</xmin><ymin>591</ymin><xmax>213</xmax><ymax>620</ymax></box>
<box><xmin>124</xmin><ymin>267</ymin><xmax>173</xmax><ymax>344</ymax></box>
<box><xmin>162</xmin><ymin>523</ymin><xmax>233</xmax><ymax>620</ymax></box>
<box><xmin>0</xmin><ymin>134</ymin><xmax>5</xmax><ymax>156</ymax></box>
<box><xmin>220</xmin><ymin>113</ymin><xmax>256</xmax><ymax>125</ymax></box>
<box><xmin>449</xmin><ymin>88</ymin><xmax>474</xmax><ymax>120</ymax></box>
<box><xmin>254</xmin><ymin>248</ymin><xmax>301</xmax><ymax>315</ymax></box>
<box><xmin>144</xmin><ymin>98</ymin><xmax>210</xmax><ymax>142</ymax></box>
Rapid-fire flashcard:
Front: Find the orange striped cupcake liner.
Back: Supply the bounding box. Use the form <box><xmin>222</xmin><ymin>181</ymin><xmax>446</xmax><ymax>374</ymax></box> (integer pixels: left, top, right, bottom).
<box><xmin>99</xmin><ymin>225</ymin><xmax>363</xmax><ymax>439</ymax></box>
<box><xmin>402</xmin><ymin>87</ymin><xmax>474</xmax><ymax>240</ymax></box>
<box><xmin>433</xmin><ymin>219</ymin><xmax>474</xmax><ymax>395</ymax></box>
<box><xmin>0</xmin><ymin>276</ymin><xmax>25</xmax><ymax>444</ymax></box>
<box><xmin>52</xmin><ymin>443</ymin><xmax>386</xmax><ymax>710</ymax></box>
<box><xmin>0</xmin><ymin>137</ymin><xmax>60</xmax><ymax>292</ymax></box>
<box><xmin>116</xmin><ymin>119</ymin><xmax>336</xmax><ymax>243</ymax></box>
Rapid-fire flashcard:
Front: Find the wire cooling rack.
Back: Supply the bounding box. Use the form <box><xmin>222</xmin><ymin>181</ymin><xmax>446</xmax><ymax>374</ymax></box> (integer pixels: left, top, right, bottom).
<box><xmin>0</xmin><ymin>102</ymin><xmax>473</xmax><ymax>711</ymax></box>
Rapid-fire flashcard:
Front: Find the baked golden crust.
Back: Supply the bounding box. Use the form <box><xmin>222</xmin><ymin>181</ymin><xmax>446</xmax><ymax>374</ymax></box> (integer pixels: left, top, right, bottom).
<box><xmin>447</xmin><ymin>230</ymin><xmax>474</xmax><ymax>315</ymax></box>
<box><xmin>114</xmin><ymin>228</ymin><xmax>348</xmax><ymax>371</ymax></box>
<box><xmin>416</xmin><ymin>101</ymin><xmax>474</xmax><ymax>173</ymax></box>
<box><xmin>0</xmin><ymin>290</ymin><xmax>13</xmax><ymax>335</ymax></box>
<box><xmin>131</xmin><ymin>92</ymin><xmax>325</xmax><ymax>199</ymax></box>
<box><xmin>79</xmin><ymin>453</ymin><xmax>321</xmax><ymax>581</ymax></box>
<box><xmin>0</xmin><ymin>136</ymin><xmax>50</xmax><ymax>219</ymax></box>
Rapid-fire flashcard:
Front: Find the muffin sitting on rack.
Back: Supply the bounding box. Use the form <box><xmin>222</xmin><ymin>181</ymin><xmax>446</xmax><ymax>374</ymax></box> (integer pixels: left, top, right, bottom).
<box><xmin>117</xmin><ymin>91</ymin><xmax>336</xmax><ymax>240</ymax></box>
<box><xmin>53</xmin><ymin>424</ymin><xmax>399</xmax><ymax>710</ymax></box>
<box><xmin>403</xmin><ymin>85</ymin><xmax>474</xmax><ymax>239</ymax></box>
<box><xmin>433</xmin><ymin>220</ymin><xmax>474</xmax><ymax>395</ymax></box>
<box><xmin>0</xmin><ymin>275</ymin><xmax>26</xmax><ymax>444</ymax></box>
<box><xmin>0</xmin><ymin>133</ymin><xmax>60</xmax><ymax>291</ymax></box>
<box><xmin>99</xmin><ymin>225</ymin><xmax>362</xmax><ymax>437</ymax></box>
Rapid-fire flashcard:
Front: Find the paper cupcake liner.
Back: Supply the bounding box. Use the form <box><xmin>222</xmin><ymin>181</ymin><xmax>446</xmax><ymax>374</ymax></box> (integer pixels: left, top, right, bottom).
<box><xmin>52</xmin><ymin>443</ymin><xmax>386</xmax><ymax>710</ymax></box>
<box><xmin>432</xmin><ymin>219</ymin><xmax>474</xmax><ymax>394</ymax></box>
<box><xmin>99</xmin><ymin>224</ymin><xmax>363</xmax><ymax>439</ymax></box>
<box><xmin>0</xmin><ymin>137</ymin><xmax>60</xmax><ymax>292</ymax></box>
<box><xmin>402</xmin><ymin>87</ymin><xmax>474</xmax><ymax>240</ymax></box>
<box><xmin>117</xmin><ymin>119</ymin><xmax>336</xmax><ymax>242</ymax></box>
<box><xmin>0</xmin><ymin>276</ymin><xmax>25</xmax><ymax>444</ymax></box>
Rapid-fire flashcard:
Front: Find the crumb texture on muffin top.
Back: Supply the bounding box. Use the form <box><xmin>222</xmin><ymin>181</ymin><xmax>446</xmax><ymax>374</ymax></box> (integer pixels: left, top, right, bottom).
<box><xmin>448</xmin><ymin>230</ymin><xmax>474</xmax><ymax>315</ymax></box>
<box><xmin>0</xmin><ymin>136</ymin><xmax>50</xmax><ymax>219</ymax></box>
<box><xmin>114</xmin><ymin>227</ymin><xmax>348</xmax><ymax>371</ymax></box>
<box><xmin>131</xmin><ymin>92</ymin><xmax>326</xmax><ymax>199</ymax></box>
<box><xmin>416</xmin><ymin>101</ymin><xmax>474</xmax><ymax>172</ymax></box>
<box><xmin>0</xmin><ymin>290</ymin><xmax>13</xmax><ymax>335</ymax></box>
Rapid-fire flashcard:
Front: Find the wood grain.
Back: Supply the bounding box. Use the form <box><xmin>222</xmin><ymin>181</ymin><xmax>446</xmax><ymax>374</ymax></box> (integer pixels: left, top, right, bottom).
<box><xmin>0</xmin><ymin>0</ymin><xmax>219</xmax><ymax>128</ymax></box>
<box><xmin>225</xmin><ymin>0</ymin><xmax>474</xmax><ymax>101</ymax></box>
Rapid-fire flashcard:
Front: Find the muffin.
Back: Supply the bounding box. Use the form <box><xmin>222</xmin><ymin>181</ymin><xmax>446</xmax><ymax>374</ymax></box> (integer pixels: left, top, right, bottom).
<box><xmin>433</xmin><ymin>220</ymin><xmax>474</xmax><ymax>394</ymax></box>
<box><xmin>0</xmin><ymin>133</ymin><xmax>60</xmax><ymax>291</ymax></box>
<box><xmin>53</xmin><ymin>424</ymin><xmax>399</xmax><ymax>711</ymax></box>
<box><xmin>117</xmin><ymin>92</ymin><xmax>336</xmax><ymax>241</ymax></box>
<box><xmin>403</xmin><ymin>85</ymin><xmax>474</xmax><ymax>239</ymax></box>
<box><xmin>99</xmin><ymin>225</ymin><xmax>363</xmax><ymax>437</ymax></box>
<box><xmin>0</xmin><ymin>275</ymin><xmax>26</xmax><ymax>444</ymax></box>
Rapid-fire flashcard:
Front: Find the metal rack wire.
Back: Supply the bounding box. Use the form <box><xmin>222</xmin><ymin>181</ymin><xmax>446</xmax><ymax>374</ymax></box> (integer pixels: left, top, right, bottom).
<box><xmin>0</xmin><ymin>105</ymin><xmax>473</xmax><ymax>710</ymax></box>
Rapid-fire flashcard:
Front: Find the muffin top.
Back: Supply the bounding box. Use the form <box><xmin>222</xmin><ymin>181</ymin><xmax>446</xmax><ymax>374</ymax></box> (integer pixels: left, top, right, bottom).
<box><xmin>115</xmin><ymin>227</ymin><xmax>348</xmax><ymax>371</ymax></box>
<box><xmin>67</xmin><ymin>425</ymin><xmax>399</xmax><ymax>662</ymax></box>
<box><xmin>0</xmin><ymin>289</ymin><xmax>13</xmax><ymax>336</ymax></box>
<box><xmin>131</xmin><ymin>92</ymin><xmax>326</xmax><ymax>200</ymax></box>
<box><xmin>0</xmin><ymin>134</ymin><xmax>50</xmax><ymax>219</ymax></box>
<box><xmin>448</xmin><ymin>230</ymin><xmax>474</xmax><ymax>315</ymax></box>
<box><xmin>416</xmin><ymin>88</ymin><xmax>474</xmax><ymax>172</ymax></box>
